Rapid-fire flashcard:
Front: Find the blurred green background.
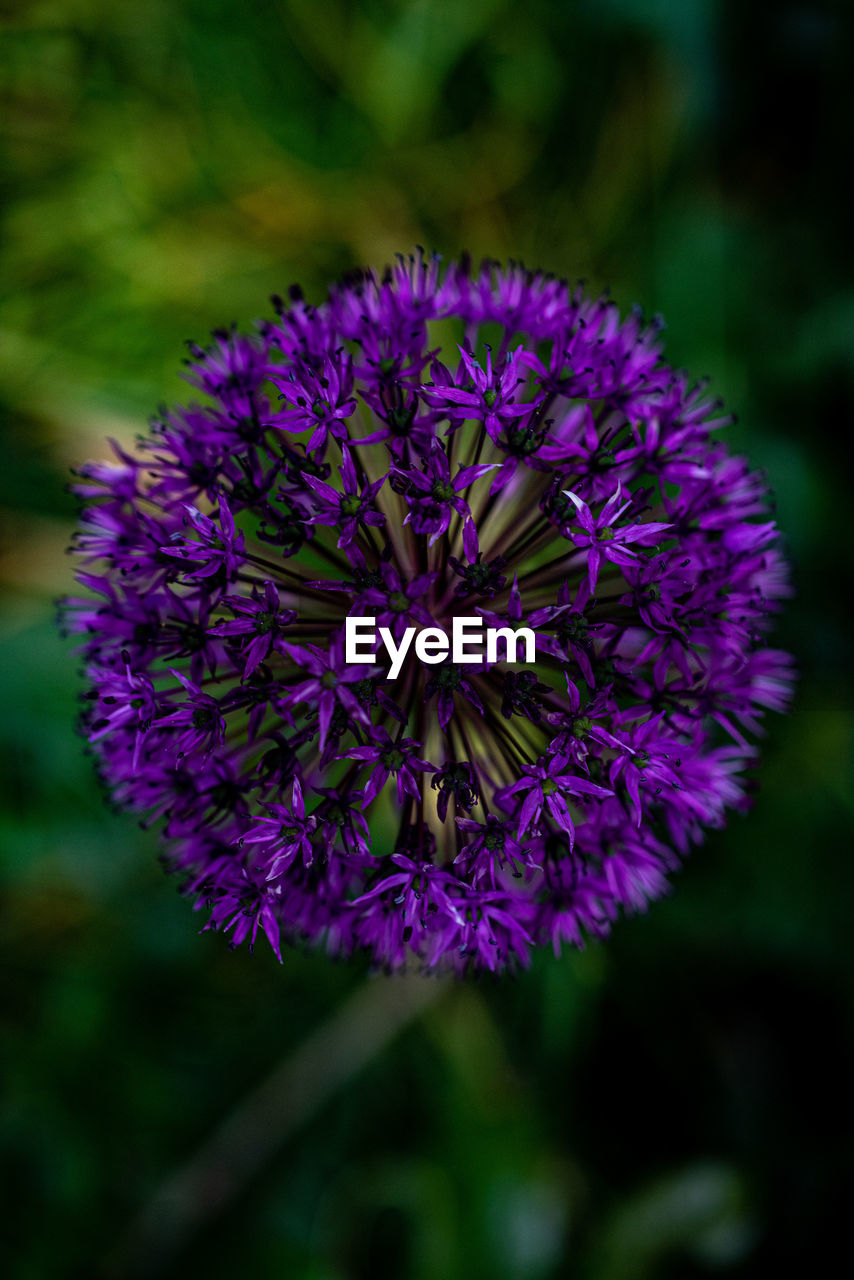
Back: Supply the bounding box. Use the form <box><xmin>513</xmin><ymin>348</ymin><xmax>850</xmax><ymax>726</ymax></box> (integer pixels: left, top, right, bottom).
<box><xmin>1</xmin><ymin>0</ymin><xmax>852</xmax><ymax>1276</ymax></box>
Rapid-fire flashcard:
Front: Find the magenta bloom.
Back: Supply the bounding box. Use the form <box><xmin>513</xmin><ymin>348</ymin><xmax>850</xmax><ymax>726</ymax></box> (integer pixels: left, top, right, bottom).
<box><xmin>423</xmin><ymin>344</ymin><xmax>541</xmax><ymax>442</ymax></box>
<box><xmin>63</xmin><ymin>252</ymin><xmax>794</xmax><ymax>973</ymax></box>
<box><xmin>562</xmin><ymin>487</ymin><xmax>672</xmax><ymax>593</ymax></box>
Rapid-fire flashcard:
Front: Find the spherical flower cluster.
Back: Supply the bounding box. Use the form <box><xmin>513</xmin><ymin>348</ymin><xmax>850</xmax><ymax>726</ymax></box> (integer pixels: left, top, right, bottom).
<box><xmin>64</xmin><ymin>252</ymin><xmax>794</xmax><ymax>973</ymax></box>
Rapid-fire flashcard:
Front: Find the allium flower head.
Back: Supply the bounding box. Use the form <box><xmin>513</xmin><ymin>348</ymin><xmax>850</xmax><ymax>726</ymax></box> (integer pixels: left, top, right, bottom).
<box><xmin>64</xmin><ymin>252</ymin><xmax>794</xmax><ymax>973</ymax></box>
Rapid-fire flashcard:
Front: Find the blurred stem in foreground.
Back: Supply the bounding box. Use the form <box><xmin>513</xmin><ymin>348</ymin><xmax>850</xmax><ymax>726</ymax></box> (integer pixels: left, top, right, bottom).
<box><xmin>110</xmin><ymin>972</ymin><xmax>448</xmax><ymax>1278</ymax></box>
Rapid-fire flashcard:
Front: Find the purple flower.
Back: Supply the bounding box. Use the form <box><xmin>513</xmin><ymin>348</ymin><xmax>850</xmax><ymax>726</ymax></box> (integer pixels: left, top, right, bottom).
<box><xmin>561</xmin><ymin>487</ymin><xmax>672</xmax><ymax>594</ymax></box>
<box><xmin>423</xmin><ymin>662</ymin><xmax>486</xmax><ymax>732</ymax></box>
<box><xmin>431</xmin><ymin>761</ymin><xmax>479</xmax><ymax>822</ymax></box>
<box><xmin>340</xmin><ymin>727</ymin><xmax>432</xmax><ymax>808</ymax></box>
<box><xmin>208</xmin><ymin>579</ymin><xmax>297</xmax><ymax>678</ymax></box>
<box><xmin>282</xmin><ymin>634</ymin><xmax>374</xmax><ymax>751</ymax></box>
<box><xmin>423</xmin><ymin>344</ymin><xmax>541</xmax><ymax>443</ymax></box>
<box><xmin>498</xmin><ymin>757</ymin><xmax>613</xmax><ymax>846</ymax></box>
<box><xmin>271</xmin><ymin>350</ymin><xmax>357</xmax><ymax>458</ymax></box>
<box><xmin>347</xmin><ymin>561</ymin><xmax>437</xmax><ymax>638</ymax></box>
<box><xmin>240</xmin><ymin>777</ymin><xmax>317</xmax><ymax>876</ymax></box>
<box><xmin>393</xmin><ymin>445</ymin><xmax>494</xmax><ymax>548</ymax></box>
<box><xmin>160</xmin><ymin>497</ymin><xmax>246</xmax><ymax>582</ymax></box>
<box><xmin>454</xmin><ymin>814</ymin><xmax>538</xmax><ymax>889</ymax></box>
<box><xmin>300</xmin><ymin>444</ymin><xmax>386</xmax><ymax>548</ymax></box>
<box><xmin>156</xmin><ymin>668</ymin><xmax>227</xmax><ymax>759</ymax></box>
<box><xmin>86</xmin><ymin>653</ymin><xmax>156</xmax><ymax>769</ymax></box>
<box><xmin>64</xmin><ymin>251</ymin><xmax>794</xmax><ymax>974</ymax></box>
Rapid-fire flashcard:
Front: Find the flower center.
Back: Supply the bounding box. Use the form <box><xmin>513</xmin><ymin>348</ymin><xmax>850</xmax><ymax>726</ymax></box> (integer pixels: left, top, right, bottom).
<box><xmin>431</xmin><ymin>481</ymin><xmax>456</xmax><ymax>502</ymax></box>
<box><xmin>387</xmin><ymin>406</ymin><xmax>414</xmax><ymax>434</ymax></box>
<box><xmin>506</xmin><ymin>426</ymin><xmax>540</xmax><ymax>456</ymax></box>
<box><xmin>431</xmin><ymin>664</ymin><xmax>463</xmax><ymax>691</ymax></box>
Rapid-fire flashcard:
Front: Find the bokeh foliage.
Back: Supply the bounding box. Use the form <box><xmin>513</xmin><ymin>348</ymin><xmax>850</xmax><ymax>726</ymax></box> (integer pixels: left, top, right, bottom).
<box><xmin>1</xmin><ymin>1</ymin><xmax>853</xmax><ymax>1276</ymax></box>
